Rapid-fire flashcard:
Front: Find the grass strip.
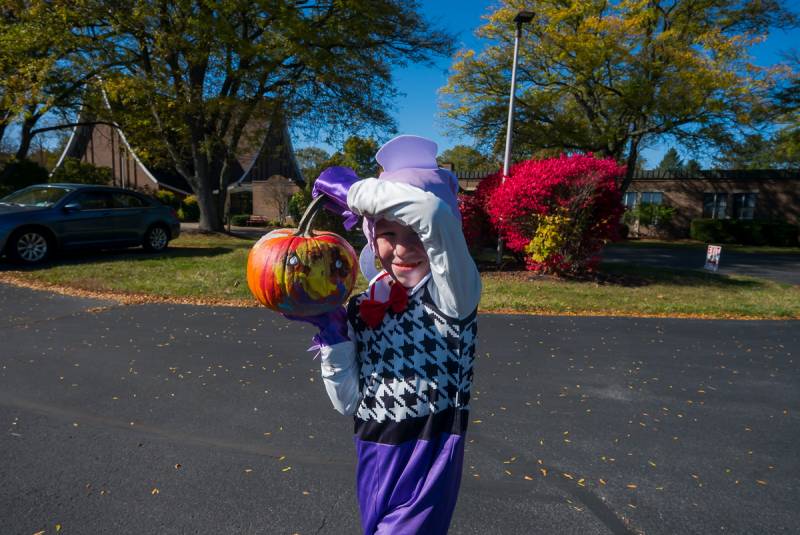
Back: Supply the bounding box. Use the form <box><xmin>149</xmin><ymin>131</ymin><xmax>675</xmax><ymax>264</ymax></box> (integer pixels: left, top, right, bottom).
<box><xmin>1</xmin><ymin>232</ymin><xmax>798</xmax><ymax>319</ymax></box>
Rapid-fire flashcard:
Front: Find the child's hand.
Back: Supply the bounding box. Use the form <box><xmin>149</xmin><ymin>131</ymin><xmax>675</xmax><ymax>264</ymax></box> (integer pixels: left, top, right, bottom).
<box><xmin>312</xmin><ymin>166</ymin><xmax>360</xmax><ymax>229</ymax></box>
<box><xmin>283</xmin><ymin>307</ymin><xmax>349</xmax><ymax>347</ymax></box>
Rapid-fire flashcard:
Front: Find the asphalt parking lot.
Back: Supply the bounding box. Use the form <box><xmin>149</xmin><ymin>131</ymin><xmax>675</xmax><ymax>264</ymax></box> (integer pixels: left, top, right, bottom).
<box><xmin>603</xmin><ymin>244</ymin><xmax>800</xmax><ymax>285</ymax></box>
<box><xmin>1</xmin><ymin>283</ymin><xmax>798</xmax><ymax>534</ymax></box>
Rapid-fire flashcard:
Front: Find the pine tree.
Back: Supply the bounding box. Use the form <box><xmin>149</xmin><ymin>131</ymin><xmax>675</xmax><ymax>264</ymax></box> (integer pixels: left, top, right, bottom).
<box><xmin>656</xmin><ymin>148</ymin><xmax>684</xmax><ymax>172</ymax></box>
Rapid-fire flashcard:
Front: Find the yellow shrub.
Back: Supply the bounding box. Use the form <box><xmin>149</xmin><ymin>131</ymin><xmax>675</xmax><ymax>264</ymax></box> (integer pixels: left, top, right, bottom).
<box><xmin>524</xmin><ymin>212</ymin><xmax>571</xmax><ymax>263</ymax></box>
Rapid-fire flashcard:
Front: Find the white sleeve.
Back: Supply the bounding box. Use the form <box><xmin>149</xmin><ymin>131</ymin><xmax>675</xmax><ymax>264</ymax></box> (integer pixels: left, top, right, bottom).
<box><xmin>347</xmin><ymin>179</ymin><xmax>481</xmax><ymax>319</ymax></box>
<box><xmin>319</xmin><ymin>324</ymin><xmax>360</xmax><ymax>416</ymax></box>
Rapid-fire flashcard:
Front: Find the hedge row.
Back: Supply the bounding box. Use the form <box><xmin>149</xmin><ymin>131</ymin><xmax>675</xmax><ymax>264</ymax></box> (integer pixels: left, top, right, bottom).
<box><xmin>153</xmin><ymin>190</ymin><xmax>199</xmax><ymax>222</ymax></box>
<box><xmin>690</xmin><ymin>219</ymin><xmax>799</xmax><ymax>246</ymax></box>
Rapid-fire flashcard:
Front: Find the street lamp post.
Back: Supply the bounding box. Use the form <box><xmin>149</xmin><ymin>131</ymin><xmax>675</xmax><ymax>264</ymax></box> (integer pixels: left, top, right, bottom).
<box><xmin>497</xmin><ymin>10</ymin><xmax>534</xmax><ymax>266</ymax></box>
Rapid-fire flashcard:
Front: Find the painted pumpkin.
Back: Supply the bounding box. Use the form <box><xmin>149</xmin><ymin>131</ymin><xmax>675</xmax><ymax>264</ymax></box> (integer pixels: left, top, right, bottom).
<box><xmin>247</xmin><ymin>196</ymin><xmax>358</xmax><ymax>316</ymax></box>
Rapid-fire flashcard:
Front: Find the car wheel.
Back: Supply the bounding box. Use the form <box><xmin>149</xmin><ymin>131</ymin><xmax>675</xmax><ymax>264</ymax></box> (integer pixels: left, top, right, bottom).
<box><xmin>9</xmin><ymin>229</ymin><xmax>52</xmax><ymax>264</ymax></box>
<box><xmin>143</xmin><ymin>224</ymin><xmax>170</xmax><ymax>252</ymax></box>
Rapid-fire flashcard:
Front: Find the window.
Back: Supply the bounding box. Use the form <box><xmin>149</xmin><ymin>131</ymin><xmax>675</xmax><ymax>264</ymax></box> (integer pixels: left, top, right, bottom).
<box><xmin>1</xmin><ymin>186</ymin><xmax>74</xmax><ymax>207</ymax></box>
<box><xmin>622</xmin><ymin>191</ymin><xmax>638</xmax><ymax>209</ymax></box>
<box><xmin>703</xmin><ymin>193</ymin><xmax>727</xmax><ymax>219</ymax></box>
<box><xmin>732</xmin><ymin>193</ymin><xmax>757</xmax><ymax>220</ymax></box>
<box><xmin>72</xmin><ymin>191</ymin><xmax>113</xmax><ymax>210</ymax></box>
<box><xmin>112</xmin><ymin>193</ymin><xmax>147</xmax><ymax>208</ymax></box>
<box><xmin>640</xmin><ymin>192</ymin><xmax>663</xmax><ymax>205</ymax></box>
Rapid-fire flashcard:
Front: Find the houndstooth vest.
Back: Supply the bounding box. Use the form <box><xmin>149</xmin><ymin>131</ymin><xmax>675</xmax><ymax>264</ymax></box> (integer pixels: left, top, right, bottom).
<box><xmin>347</xmin><ymin>281</ymin><xmax>478</xmax><ymax>445</ymax></box>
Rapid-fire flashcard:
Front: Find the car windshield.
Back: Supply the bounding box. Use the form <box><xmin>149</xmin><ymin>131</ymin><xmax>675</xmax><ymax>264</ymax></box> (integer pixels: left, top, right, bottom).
<box><xmin>0</xmin><ymin>186</ymin><xmax>75</xmax><ymax>207</ymax></box>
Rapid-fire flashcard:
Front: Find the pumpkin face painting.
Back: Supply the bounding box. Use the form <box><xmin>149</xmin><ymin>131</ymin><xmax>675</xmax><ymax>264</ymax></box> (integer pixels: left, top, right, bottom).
<box><xmin>247</xmin><ymin>226</ymin><xmax>358</xmax><ymax>316</ymax></box>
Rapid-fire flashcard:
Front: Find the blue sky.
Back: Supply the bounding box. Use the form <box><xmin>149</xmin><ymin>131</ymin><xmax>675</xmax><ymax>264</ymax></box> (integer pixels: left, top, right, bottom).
<box><xmin>299</xmin><ymin>0</ymin><xmax>800</xmax><ymax>169</ymax></box>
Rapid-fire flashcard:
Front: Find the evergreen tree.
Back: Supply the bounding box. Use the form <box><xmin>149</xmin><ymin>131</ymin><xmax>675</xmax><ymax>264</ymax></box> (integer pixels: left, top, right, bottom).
<box><xmin>656</xmin><ymin>148</ymin><xmax>684</xmax><ymax>172</ymax></box>
<box><xmin>685</xmin><ymin>159</ymin><xmax>702</xmax><ymax>175</ymax></box>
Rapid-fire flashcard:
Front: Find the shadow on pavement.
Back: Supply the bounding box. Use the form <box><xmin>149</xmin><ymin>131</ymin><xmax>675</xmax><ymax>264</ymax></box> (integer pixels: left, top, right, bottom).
<box><xmin>597</xmin><ymin>263</ymin><xmax>765</xmax><ymax>288</ymax></box>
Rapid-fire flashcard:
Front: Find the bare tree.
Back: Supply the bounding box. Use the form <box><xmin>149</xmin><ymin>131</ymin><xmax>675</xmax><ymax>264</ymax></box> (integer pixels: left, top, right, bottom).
<box><xmin>264</xmin><ymin>175</ymin><xmax>299</xmax><ymax>226</ymax></box>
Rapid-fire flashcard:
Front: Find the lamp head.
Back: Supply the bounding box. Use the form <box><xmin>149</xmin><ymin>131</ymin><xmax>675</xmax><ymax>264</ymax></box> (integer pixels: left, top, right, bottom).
<box><xmin>514</xmin><ymin>11</ymin><xmax>535</xmax><ymax>24</ymax></box>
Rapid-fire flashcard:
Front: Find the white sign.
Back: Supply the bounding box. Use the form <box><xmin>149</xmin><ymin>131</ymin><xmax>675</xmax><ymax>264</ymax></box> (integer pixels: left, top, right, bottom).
<box><xmin>704</xmin><ymin>245</ymin><xmax>722</xmax><ymax>272</ymax></box>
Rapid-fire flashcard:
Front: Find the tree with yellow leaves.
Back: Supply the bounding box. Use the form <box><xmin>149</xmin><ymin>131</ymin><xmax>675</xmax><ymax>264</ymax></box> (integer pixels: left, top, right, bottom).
<box><xmin>441</xmin><ymin>0</ymin><xmax>797</xmax><ymax>189</ymax></box>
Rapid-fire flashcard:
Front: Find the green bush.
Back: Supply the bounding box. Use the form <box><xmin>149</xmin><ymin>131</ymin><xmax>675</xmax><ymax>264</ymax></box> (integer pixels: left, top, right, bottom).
<box><xmin>623</xmin><ymin>203</ymin><xmax>676</xmax><ymax>227</ymax></box>
<box><xmin>288</xmin><ymin>189</ymin><xmax>311</xmax><ymax>224</ymax></box>
<box><xmin>230</xmin><ymin>214</ymin><xmax>250</xmax><ymax>226</ymax></box>
<box><xmin>639</xmin><ymin>204</ymin><xmax>676</xmax><ymax>227</ymax></box>
<box><xmin>178</xmin><ymin>195</ymin><xmax>200</xmax><ymax>222</ymax></box>
<box><xmin>761</xmin><ymin>221</ymin><xmax>799</xmax><ymax>246</ymax></box>
<box><xmin>691</xmin><ymin>219</ymin><xmax>732</xmax><ymax>243</ymax></box>
<box><xmin>690</xmin><ymin>219</ymin><xmax>798</xmax><ymax>246</ymax></box>
<box><xmin>49</xmin><ymin>157</ymin><xmax>112</xmax><ymax>186</ymax></box>
<box><xmin>154</xmin><ymin>189</ymin><xmax>180</xmax><ymax>209</ymax></box>
<box><xmin>0</xmin><ymin>158</ymin><xmax>50</xmax><ymax>197</ymax></box>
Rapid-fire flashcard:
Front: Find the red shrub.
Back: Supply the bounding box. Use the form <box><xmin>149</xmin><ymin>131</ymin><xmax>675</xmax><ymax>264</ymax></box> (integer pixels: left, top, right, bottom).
<box><xmin>459</xmin><ymin>193</ymin><xmax>485</xmax><ymax>250</ymax></box>
<box><xmin>459</xmin><ymin>172</ymin><xmax>501</xmax><ymax>250</ymax></box>
<box><xmin>486</xmin><ymin>154</ymin><xmax>625</xmax><ymax>274</ymax></box>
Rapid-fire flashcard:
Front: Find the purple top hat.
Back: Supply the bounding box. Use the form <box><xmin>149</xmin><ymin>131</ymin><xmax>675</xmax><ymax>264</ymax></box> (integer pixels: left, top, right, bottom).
<box><xmin>374</xmin><ymin>135</ymin><xmax>460</xmax><ymax>219</ymax></box>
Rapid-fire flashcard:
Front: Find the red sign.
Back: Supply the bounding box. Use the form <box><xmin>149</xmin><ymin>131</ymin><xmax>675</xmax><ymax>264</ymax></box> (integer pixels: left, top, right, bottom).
<box><xmin>704</xmin><ymin>245</ymin><xmax>722</xmax><ymax>272</ymax></box>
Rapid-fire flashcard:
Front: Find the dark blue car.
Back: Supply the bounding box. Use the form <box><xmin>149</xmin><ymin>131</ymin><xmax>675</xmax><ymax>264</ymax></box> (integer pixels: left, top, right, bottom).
<box><xmin>0</xmin><ymin>184</ymin><xmax>181</xmax><ymax>264</ymax></box>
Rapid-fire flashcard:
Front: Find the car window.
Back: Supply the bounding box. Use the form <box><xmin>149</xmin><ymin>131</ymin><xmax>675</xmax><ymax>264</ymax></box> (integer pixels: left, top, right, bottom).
<box><xmin>1</xmin><ymin>186</ymin><xmax>74</xmax><ymax>207</ymax></box>
<box><xmin>72</xmin><ymin>191</ymin><xmax>113</xmax><ymax>210</ymax></box>
<box><xmin>112</xmin><ymin>193</ymin><xmax>147</xmax><ymax>208</ymax></box>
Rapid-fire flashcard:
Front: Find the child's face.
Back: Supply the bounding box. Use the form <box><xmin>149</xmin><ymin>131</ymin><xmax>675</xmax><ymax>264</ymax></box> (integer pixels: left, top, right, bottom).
<box><xmin>374</xmin><ymin>218</ymin><xmax>430</xmax><ymax>288</ymax></box>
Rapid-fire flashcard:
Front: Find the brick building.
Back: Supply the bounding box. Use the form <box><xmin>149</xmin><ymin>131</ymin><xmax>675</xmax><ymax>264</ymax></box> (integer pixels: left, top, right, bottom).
<box><xmin>624</xmin><ymin>169</ymin><xmax>799</xmax><ymax>238</ymax></box>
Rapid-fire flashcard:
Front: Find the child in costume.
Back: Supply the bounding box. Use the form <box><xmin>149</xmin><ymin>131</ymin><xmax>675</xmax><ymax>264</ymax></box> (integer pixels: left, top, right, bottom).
<box><xmin>287</xmin><ymin>135</ymin><xmax>481</xmax><ymax>535</ymax></box>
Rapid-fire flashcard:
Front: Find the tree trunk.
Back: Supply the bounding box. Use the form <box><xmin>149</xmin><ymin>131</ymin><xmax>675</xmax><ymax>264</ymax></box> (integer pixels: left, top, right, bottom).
<box><xmin>620</xmin><ymin>136</ymin><xmax>641</xmax><ymax>192</ymax></box>
<box><xmin>0</xmin><ymin>107</ymin><xmax>14</xmax><ymax>149</ymax></box>
<box><xmin>186</xmin><ymin>123</ymin><xmax>222</xmax><ymax>232</ymax></box>
<box><xmin>0</xmin><ymin>121</ymin><xmax>8</xmax><ymax>150</ymax></box>
<box><xmin>193</xmin><ymin>162</ymin><xmax>226</xmax><ymax>232</ymax></box>
<box><xmin>194</xmin><ymin>160</ymin><xmax>230</xmax><ymax>232</ymax></box>
<box><xmin>197</xmin><ymin>145</ymin><xmax>237</xmax><ymax>232</ymax></box>
<box><xmin>196</xmin><ymin>184</ymin><xmax>224</xmax><ymax>231</ymax></box>
<box><xmin>15</xmin><ymin>113</ymin><xmax>41</xmax><ymax>161</ymax></box>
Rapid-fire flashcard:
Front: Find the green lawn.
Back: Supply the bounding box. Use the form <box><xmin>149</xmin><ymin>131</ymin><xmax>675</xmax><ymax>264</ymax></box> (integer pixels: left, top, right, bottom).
<box><xmin>1</xmin><ymin>232</ymin><xmax>798</xmax><ymax>318</ymax></box>
<box><xmin>481</xmin><ymin>263</ymin><xmax>800</xmax><ymax>318</ymax></box>
<box><xmin>1</xmin><ymin>233</ymin><xmax>260</xmax><ymax>302</ymax></box>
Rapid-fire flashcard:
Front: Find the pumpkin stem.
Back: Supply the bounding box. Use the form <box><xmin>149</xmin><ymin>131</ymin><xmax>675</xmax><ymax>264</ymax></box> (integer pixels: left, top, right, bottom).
<box><xmin>295</xmin><ymin>194</ymin><xmax>328</xmax><ymax>237</ymax></box>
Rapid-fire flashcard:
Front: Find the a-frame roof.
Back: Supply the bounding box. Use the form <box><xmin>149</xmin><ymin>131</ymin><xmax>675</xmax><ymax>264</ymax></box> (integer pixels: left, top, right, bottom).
<box><xmin>55</xmin><ymin>89</ymin><xmax>304</xmax><ymax>195</ymax></box>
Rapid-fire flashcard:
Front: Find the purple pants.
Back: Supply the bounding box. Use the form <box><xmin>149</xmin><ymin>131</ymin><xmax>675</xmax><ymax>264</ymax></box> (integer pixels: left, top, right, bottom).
<box><xmin>355</xmin><ymin>433</ymin><xmax>465</xmax><ymax>535</ymax></box>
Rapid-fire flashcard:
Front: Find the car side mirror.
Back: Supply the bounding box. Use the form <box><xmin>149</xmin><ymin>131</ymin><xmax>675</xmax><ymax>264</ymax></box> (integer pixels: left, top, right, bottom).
<box><xmin>63</xmin><ymin>203</ymin><xmax>81</xmax><ymax>212</ymax></box>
